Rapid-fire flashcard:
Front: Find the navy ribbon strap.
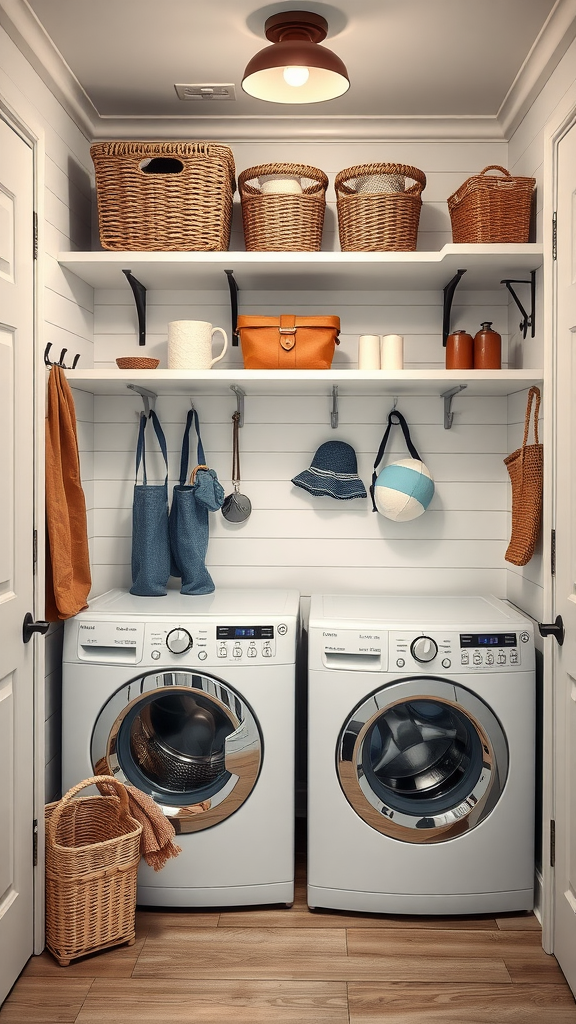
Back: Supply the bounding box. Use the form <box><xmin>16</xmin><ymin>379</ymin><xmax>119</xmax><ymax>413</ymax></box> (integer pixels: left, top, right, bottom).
<box><xmin>370</xmin><ymin>410</ymin><xmax>421</xmax><ymax>512</ymax></box>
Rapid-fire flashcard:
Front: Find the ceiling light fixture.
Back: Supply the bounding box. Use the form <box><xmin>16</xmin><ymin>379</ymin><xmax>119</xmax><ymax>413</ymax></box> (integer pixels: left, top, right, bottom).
<box><xmin>241</xmin><ymin>10</ymin><xmax>349</xmax><ymax>104</ymax></box>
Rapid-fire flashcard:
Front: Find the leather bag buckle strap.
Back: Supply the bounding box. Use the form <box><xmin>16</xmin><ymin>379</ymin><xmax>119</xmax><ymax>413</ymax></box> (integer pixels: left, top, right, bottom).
<box><xmin>280</xmin><ymin>314</ymin><xmax>296</xmax><ymax>351</ymax></box>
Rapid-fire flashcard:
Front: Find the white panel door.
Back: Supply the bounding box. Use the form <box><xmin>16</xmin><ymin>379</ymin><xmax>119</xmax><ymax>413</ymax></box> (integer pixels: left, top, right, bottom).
<box><xmin>553</xmin><ymin>119</ymin><xmax>576</xmax><ymax>995</ymax></box>
<box><xmin>0</xmin><ymin>115</ymin><xmax>35</xmax><ymax>1004</ymax></box>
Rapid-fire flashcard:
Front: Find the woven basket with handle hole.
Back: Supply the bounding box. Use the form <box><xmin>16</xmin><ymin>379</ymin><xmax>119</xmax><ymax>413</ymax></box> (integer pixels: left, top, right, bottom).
<box><xmin>45</xmin><ymin>776</ymin><xmax>142</xmax><ymax>966</ymax></box>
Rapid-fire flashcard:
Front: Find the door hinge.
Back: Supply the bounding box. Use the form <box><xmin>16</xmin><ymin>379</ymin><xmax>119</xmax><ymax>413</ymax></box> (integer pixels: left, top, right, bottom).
<box><xmin>32</xmin><ymin>819</ymin><xmax>38</xmax><ymax>867</ymax></box>
<box><xmin>32</xmin><ymin>529</ymin><xmax>37</xmax><ymax>575</ymax></box>
<box><xmin>551</xmin><ymin>528</ymin><xmax>556</xmax><ymax>577</ymax></box>
<box><xmin>33</xmin><ymin>211</ymin><xmax>38</xmax><ymax>260</ymax></box>
<box><xmin>552</xmin><ymin>211</ymin><xmax>557</xmax><ymax>261</ymax></box>
<box><xmin>550</xmin><ymin>819</ymin><xmax>556</xmax><ymax>867</ymax></box>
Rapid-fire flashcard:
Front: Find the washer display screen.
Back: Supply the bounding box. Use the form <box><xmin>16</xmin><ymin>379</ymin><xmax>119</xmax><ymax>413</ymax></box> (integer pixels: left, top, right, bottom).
<box><xmin>460</xmin><ymin>633</ymin><xmax>517</xmax><ymax>647</ymax></box>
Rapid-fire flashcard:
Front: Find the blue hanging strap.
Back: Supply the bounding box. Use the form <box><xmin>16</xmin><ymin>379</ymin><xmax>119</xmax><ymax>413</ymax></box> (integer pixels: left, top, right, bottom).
<box><xmin>135</xmin><ymin>413</ymin><xmax>148</xmax><ymax>485</ymax></box>
<box><xmin>370</xmin><ymin>410</ymin><xmax>421</xmax><ymax>512</ymax></box>
<box><xmin>179</xmin><ymin>408</ymin><xmax>207</xmax><ymax>485</ymax></box>
<box><xmin>135</xmin><ymin>410</ymin><xmax>169</xmax><ymax>486</ymax></box>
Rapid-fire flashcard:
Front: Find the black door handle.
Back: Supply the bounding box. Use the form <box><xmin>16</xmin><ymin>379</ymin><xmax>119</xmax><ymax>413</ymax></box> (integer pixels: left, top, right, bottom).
<box><xmin>22</xmin><ymin>612</ymin><xmax>50</xmax><ymax>644</ymax></box>
<box><xmin>538</xmin><ymin>615</ymin><xmax>565</xmax><ymax>646</ymax></box>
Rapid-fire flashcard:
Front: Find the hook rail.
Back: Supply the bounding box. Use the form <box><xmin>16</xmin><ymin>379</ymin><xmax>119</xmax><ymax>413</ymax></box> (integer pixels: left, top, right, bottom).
<box><xmin>44</xmin><ymin>343</ymin><xmax>80</xmax><ymax>369</ymax></box>
<box><xmin>230</xmin><ymin>384</ymin><xmax>245</xmax><ymax>426</ymax></box>
<box><xmin>126</xmin><ymin>383</ymin><xmax>157</xmax><ymax>417</ymax></box>
<box><xmin>441</xmin><ymin>384</ymin><xmax>467</xmax><ymax>429</ymax></box>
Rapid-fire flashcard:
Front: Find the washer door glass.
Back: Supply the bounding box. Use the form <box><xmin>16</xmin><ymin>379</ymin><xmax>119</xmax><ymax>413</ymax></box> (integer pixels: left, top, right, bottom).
<box><xmin>92</xmin><ymin>669</ymin><xmax>262</xmax><ymax>833</ymax></box>
<box><xmin>337</xmin><ymin>677</ymin><xmax>508</xmax><ymax>844</ymax></box>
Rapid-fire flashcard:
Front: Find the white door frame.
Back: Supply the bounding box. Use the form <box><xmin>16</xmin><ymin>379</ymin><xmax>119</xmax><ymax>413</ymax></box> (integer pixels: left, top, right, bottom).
<box><xmin>0</xmin><ymin>88</ymin><xmax>46</xmax><ymax>956</ymax></box>
<box><xmin>541</xmin><ymin>84</ymin><xmax>576</xmax><ymax>955</ymax></box>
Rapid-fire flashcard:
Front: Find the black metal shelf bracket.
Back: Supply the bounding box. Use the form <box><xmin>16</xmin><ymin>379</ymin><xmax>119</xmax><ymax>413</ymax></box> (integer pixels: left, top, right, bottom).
<box><xmin>122</xmin><ymin>269</ymin><xmax>147</xmax><ymax>346</ymax></box>
<box><xmin>501</xmin><ymin>270</ymin><xmax>536</xmax><ymax>339</ymax></box>
<box><xmin>225</xmin><ymin>269</ymin><xmax>239</xmax><ymax>346</ymax></box>
<box><xmin>442</xmin><ymin>269</ymin><xmax>467</xmax><ymax>346</ymax></box>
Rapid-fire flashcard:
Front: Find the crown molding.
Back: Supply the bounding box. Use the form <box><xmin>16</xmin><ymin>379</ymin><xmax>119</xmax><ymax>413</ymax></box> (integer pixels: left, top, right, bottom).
<box><xmin>498</xmin><ymin>0</ymin><xmax>576</xmax><ymax>138</ymax></box>
<box><xmin>91</xmin><ymin>114</ymin><xmax>504</xmax><ymax>143</ymax></box>
<box><xmin>0</xmin><ymin>0</ymin><xmax>96</xmax><ymax>138</ymax></box>
<box><xmin>1</xmin><ymin>0</ymin><xmax>572</xmax><ymax>145</ymax></box>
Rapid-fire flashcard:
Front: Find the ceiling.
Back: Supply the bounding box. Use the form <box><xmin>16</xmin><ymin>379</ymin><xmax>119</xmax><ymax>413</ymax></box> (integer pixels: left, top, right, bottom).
<box><xmin>4</xmin><ymin>0</ymin><xmax>574</xmax><ymax>138</ymax></box>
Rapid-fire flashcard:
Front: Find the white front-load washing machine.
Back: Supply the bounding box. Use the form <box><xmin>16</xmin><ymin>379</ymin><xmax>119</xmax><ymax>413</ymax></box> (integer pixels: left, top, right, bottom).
<box><xmin>62</xmin><ymin>588</ymin><xmax>299</xmax><ymax>907</ymax></box>
<box><xmin>307</xmin><ymin>594</ymin><xmax>535</xmax><ymax>915</ymax></box>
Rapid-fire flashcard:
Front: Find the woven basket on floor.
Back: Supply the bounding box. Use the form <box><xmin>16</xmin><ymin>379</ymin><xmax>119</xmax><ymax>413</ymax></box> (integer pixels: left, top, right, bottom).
<box><xmin>335</xmin><ymin>163</ymin><xmax>426</xmax><ymax>251</ymax></box>
<box><xmin>447</xmin><ymin>165</ymin><xmax>535</xmax><ymax>243</ymax></box>
<box><xmin>91</xmin><ymin>141</ymin><xmax>236</xmax><ymax>251</ymax></box>
<box><xmin>239</xmin><ymin>163</ymin><xmax>328</xmax><ymax>251</ymax></box>
<box><xmin>45</xmin><ymin>776</ymin><xmax>142</xmax><ymax>966</ymax></box>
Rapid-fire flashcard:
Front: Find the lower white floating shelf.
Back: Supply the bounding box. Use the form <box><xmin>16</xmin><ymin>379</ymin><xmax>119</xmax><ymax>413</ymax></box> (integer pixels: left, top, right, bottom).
<box><xmin>65</xmin><ymin>368</ymin><xmax>543</xmax><ymax>398</ymax></box>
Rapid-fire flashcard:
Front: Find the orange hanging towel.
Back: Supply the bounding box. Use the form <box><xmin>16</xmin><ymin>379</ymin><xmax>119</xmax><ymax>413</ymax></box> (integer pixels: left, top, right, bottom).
<box><xmin>45</xmin><ymin>365</ymin><xmax>91</xmax><ymax>619</ymax></box>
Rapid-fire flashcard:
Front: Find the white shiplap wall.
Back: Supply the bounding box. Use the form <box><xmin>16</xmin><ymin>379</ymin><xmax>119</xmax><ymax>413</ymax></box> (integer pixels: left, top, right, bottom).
<box><xmin>88</xmin><ymin>136</ymin><xmax>524</xmax><ymax>603</ymax></box>
<box><xmin>0</xmin><ymin>24</ymin><xmax>94</xmax><ymax>800</ymax></box>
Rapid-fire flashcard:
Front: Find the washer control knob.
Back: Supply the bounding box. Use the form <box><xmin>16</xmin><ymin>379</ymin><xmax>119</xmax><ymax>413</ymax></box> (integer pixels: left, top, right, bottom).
<box><xmin>166</xmin><ymin>628</ymin><xmax>193</xmax><ymax>655</ymax></box>
<box><xmin>410</xmin><ymin>635</ymin><xmax>438</xmax><ymax>663</ymax></box>
<box><xmin>197</xmin><ymin>650</ymin><xmax>207</xmax><ymax>661</ymax></box>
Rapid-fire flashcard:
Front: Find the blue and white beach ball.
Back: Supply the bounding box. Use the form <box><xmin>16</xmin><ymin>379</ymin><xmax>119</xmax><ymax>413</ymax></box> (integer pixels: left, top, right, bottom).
<box><xmin>373</xmin><ymin>458</ymin><xmax>434</xmax><ymax>521</ymax></box>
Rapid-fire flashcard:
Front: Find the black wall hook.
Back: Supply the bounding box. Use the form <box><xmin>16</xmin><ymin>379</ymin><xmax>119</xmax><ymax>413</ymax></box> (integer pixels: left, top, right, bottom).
<box><xmin>44</xmin><ymin>343</ymin><xmax>80</xmax><ymax>369</ymax></box>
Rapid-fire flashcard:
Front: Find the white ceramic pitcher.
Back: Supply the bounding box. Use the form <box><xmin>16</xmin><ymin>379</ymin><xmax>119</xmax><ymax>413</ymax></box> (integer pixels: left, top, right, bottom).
<box><xmin>167</xmin><ymin>320</ymin><xmax>228</xmax><ymax>369</ymax></box>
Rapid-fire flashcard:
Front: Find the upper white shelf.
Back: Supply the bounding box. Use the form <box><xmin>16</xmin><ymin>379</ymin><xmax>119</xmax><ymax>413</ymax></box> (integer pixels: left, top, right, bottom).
<box><xmin>65</xmin><ymin>368</ymin><xmax>543</xmax><ymax>398</ymax></box>
<box><xmin>58</xmin><ymin>244</ymin><xmax>543</xmax><ymax>292</ymax></box>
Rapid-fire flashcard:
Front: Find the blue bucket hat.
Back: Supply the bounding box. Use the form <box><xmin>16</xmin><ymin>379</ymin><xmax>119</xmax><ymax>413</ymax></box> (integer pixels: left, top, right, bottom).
<box><xmin>292</xmin><ymin>441</ymin><xmax>367</xmax><ymax>500</ymax></box>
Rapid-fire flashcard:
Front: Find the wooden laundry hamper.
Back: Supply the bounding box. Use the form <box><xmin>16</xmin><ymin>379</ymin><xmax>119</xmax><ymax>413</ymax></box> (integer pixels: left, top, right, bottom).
<box><xmin>335</xmin><ymin>163</ymin><xmax>426</xmax><ymax>251</ymax></box>
<box><xmin>447</xmin><ymin>165</ymin><xmax>535</xmax><ymax>243</ymax></box>
<box><xmin>45</xmin><ymin>776</ymin><xmax>142</xmax><ymax>966</ymax></box>
<box><xmin>239</xmin><ymin>163</ymin><xmax>328</xmax><ymax>251</ymax></box>
<box><xmin>91</xmin><ymin>141</ymin><xmax>236</xmax><ymax>251</ymax></box>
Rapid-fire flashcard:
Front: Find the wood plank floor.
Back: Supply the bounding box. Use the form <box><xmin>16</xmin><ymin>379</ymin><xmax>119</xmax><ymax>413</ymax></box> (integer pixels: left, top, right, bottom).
<box><xmin>2</xmin><ymin>826</ymin><xmax>575</xmax><ymax>1023</ymax></box>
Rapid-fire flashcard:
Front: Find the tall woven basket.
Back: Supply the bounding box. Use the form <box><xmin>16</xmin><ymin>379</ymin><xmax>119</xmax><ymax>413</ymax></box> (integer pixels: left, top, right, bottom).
<box><xmin>448</xmin><ymin>165</ymin><xmax>535</xmax><ymax>243</ymax></box>
<box><xmin>335</xmin><ymin>163</ymin><xmax>426</xmax><ymax>251</ymax></box>
<box><xmin>91</xmin><ymin>141</ymin><xmax>236</xmax><ymax>251</ymax></box>
<box><xmin>504</xmin><ymin>386</ymin><xmax>543</xmax><ymax>566</ymax></box>
<box><xmin>45</xmin><ymin>776</ymin><xmax>142</xmax><ymax>966</ymax></box>
<box><xmin>239</xmin><ymin>163</ymin><xmax>328</xmax><ymax>251</ymax></box>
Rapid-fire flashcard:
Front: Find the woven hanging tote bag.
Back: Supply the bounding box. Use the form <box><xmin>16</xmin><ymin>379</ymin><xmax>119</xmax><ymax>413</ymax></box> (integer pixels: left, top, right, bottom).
<box><xmin>504</xmin><ymin>386</ymin><xmax>543</xmax><ymax>566</ymax></box>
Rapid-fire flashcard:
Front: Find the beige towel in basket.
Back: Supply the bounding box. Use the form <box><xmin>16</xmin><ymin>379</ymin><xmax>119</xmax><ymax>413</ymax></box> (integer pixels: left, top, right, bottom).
<box><xmin>94</xmin><ymin>771</ymin><xmax>189</xmax><ymax>871</ymax></box>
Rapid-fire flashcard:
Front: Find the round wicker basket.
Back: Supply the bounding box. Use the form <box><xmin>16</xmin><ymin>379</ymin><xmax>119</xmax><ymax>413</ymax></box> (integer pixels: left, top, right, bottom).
<box><xmin>239</xmin><ymin>162</ymin><xmax>328</xmax><ymax>251</ymax></box>
<box><xmin>335</xmin><ymin>163</ymin><xmax>426</xmax><ymax>252</ymax></box>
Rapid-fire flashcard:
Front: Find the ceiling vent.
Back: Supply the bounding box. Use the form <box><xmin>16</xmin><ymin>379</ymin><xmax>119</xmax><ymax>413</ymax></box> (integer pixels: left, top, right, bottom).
<box><xmin>174</xmin><ymin>84</ymin><xmax>236</xmax><ymax>101</ymax></box>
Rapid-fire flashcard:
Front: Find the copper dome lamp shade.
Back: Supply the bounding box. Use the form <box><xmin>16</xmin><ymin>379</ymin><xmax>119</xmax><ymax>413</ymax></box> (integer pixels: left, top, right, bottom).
<box><xmin>241</xmin><ymin>10</ymin><xmax>350</xmax><ymax>103</ymax></box>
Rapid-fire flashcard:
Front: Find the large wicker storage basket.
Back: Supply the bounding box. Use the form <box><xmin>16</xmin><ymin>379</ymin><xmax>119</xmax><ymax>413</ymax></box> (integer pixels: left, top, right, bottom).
<box><xmin>45</xmin><ymin>776</ymin><xmax>142</xmax><ymax>966</ymax></box>
<box><xmin>335</xmin><ymin>163</ymin><xmax>426</xmax><ymax>251</ymax></box>
<box><xmin>91</xmin><ymin>141</ymin><xmax>236</xmax><ymax>251</ymax></box>
<box><xmin>447</xmin><ymin>165</ymin><xmax>535</xmax><ymax>243</ymax></box>
<box><xmin>239</xmin><ymin>163</ymin><xmax>328</xmax><ymax>251</ymax></box>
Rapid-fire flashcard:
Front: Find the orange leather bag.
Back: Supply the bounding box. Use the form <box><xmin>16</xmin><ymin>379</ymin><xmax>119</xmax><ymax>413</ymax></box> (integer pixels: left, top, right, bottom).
<box><xmin>237</xmin><ymin>314</ymin><xmax>340</xmax><ymax>369</ymax></box>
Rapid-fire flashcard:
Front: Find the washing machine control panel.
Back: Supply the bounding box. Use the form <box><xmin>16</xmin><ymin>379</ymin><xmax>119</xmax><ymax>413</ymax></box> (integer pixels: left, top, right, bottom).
<box><xmin>145</xmin><ymin>623</ymin><xmax>278</xmax><ymax>663</ymax></box>
<box><xmin>74</xmin><ymin>619</ymin><xmax>294</xmax><ymax>665</ymax></box>
<box><xmin>390</xmin><ymin>629</ymin><xmax>531</xmax><ymax>671</ymax></box>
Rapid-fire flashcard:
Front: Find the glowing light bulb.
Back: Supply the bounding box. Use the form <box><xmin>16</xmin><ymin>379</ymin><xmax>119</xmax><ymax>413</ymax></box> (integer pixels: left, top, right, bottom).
<box><xmin>283</xmin><ymin>66</ymin><xmax>310</xmax><ymax>87</ymax></box>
